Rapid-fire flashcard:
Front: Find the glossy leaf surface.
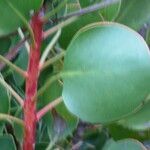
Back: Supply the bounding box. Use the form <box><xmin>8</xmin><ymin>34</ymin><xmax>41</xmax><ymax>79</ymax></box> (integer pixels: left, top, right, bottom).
<box><xmin>63</xmin><ymin>22</ymin><xmax>150</xmax><ymax>123</ymax></box>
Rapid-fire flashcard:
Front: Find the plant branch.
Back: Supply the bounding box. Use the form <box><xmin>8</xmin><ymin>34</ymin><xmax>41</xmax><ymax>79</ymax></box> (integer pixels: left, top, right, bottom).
<box><xmin>23</xmin><ymin>13</ymin><xmax>43</xmax><ymax>150</ymax></box>
<box><xmin>0</xmin><ymin>113</ymin><xmax>24</xmax><ymax>127</ymax></box>
<box><xmin>42</xmin><ymin>0</ymin><xmax>68</xmax><ymax>22</ymax></box>
<box><xmin>0</xmin><ymin>36</ymin><xmax>28</xmax><ymax>70</ymax></box>
<box><xmin>34</xmin><ymin>73</ymin><xmax>62</xmax><ymax>100</ymax></box>
<box><xmin>0</xmin><ymin>55</ymin><xmax>28</xmax><ymax>78</ymax></box>
<box><xmin>40</xmin><ymin>29</ymin><xmax>61</xmax><ymax>66</ymax></box>
<box><xmin>36</xmin><ymin>97</ymin><xmax>63</xmax><ymax>121</ymax></box>
<box><xmin>0</xmin><ymin>77</ymin><xmax>24</xmax><ymax>106</ymax></box>
<box><xmin>58</xmin><ymin>0</ymin><xmax>120</xmax><ymax>20</ymax></box>
<box><xmin>40</xmin><ymin>50</ymin><xmax>66</xmax><ymax>71</ymax></box>
<box><xmin>43</xmin><ymin>16</ymin><xmax>78</xmax><ymax>39</ymax></box>
<box><xmin>18</xmin><ymin>28</ymin><xmax>30</xmax><ymax>54</ymax></box>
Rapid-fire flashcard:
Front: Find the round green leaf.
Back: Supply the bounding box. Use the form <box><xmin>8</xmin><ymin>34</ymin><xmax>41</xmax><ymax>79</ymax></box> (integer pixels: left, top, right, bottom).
<box><xmin>62</xmin><ymin>22</ymin><xmax>150</xmax><ymax>123</ymax></box>
<box><xmin>103</xmin><ymin>139</ymin><xmax>146</xmax><ymax>150</ymax></box>
<box><xmin>0</xmin><ymin>0</ymin><xmax>43</xmax><ymax>36</ymax></box>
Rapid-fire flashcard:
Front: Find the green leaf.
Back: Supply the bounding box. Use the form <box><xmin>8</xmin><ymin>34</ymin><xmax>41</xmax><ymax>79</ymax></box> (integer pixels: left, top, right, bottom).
<box><xmin>13</xmin><ymin>108</ymin><xmax>23</xmax><ymax>143</ymax></box>
<box><xmin>79</xmin><ymin>0</ymin><xmax>121</xmax><ymax>21</ymax></box>
<box><xmin>108</xmin><ymin>124</ymin><xmax>150</xmax><ymax>141</ymax></box>
<box><xmin>0</xmin><ymin>134</ymin><xmax>16</xmax><ymax>150</ymax></box>
<box><xmin>13</xmin><ymin>47</ymin><xmax>28</xmax><ymax>86</ymax></box>
<box><xmin>81</xmin><ymin>129</ymin><xmax>108</xmax><ymax>150</ymax></box>
<box><xmin>13</xmin><ymin>122</ymin><xmax>24</xmax><ymax>143</ymax></box>
<box><xmin>0</xmin><ymin>37</ymin><xmax>11</xmax><ymax>55</ymax></box>
<box><xmin>38</xmin><ymin>80</ymin><xmax>78</xmax><ymax>139</ymax></box>
<box><xmin>62</xmin><ymin>22</ymin><xmax>150</xmax><ymax>123</ymax></box>
<box><xmin>0</xmin><ymin>0</ymin><xmax>43</xmax><ymax>36</ymax></box>
<box><xmin>117</xmin><ymin>0</ymin><xmax>150</xmax><ymax>30</ymax></box>
<box><xmin>35</xmin><ymin>143</ymin><xmax>48</xmax><ymax>150</ymax></box>
<box><xmin>59</xmin><ymin>0</ymin><xmax>102</xmax><ymax>49</ymax></box>
<box><xmin>103</xmin><ymin>139</ymin><xmax>146</xmax><ymax>150</ymax></box>
<box><xmin>59</xmin><ymin>0</ymin><xmax>121</xmax><ymax>48</ymax></box>
<box><xmin>59</xmin><ymin>12</ymin><xmax>101</xmax><ymax>49</ymax></box>
<box><xmin>79</xmin><ymin>0</ymin><xmax>102</xmax><ymax>8</ymax></box>
<box><xmin>55</xmin><ymin>101</ymin><xmax>78</xmax><ymax>138</ymax></box>
<box><xmin>99</xmin><ymin>0</ymin><xmax>121</xmax><ymax>21</ymax></box>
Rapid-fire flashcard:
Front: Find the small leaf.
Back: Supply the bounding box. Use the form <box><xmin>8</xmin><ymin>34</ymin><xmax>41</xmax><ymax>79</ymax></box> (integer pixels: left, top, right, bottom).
<box><xmin>117</xmin><ymin>0</ymin><xmax>150</xmax><ymax>30</ymax></box>
<box><xmin>103</xmin><ymin>139</ymin><xmax>147</xmax><ymax>150</ymax></box>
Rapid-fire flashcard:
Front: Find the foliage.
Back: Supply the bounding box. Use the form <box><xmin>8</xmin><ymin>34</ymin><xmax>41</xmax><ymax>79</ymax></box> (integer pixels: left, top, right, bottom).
<box><xmin>0</xmin><ymin>0</ymin><xmax>150</xmax><ymax>149</ymax></box>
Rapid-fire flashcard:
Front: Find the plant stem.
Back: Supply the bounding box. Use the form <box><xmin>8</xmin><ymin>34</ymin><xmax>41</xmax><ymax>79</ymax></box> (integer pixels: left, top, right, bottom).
<box><xmin>0</xmin><ymin>77</ymin><xmax>24</xmax><ymax>106</ymax></box>
<box><xmin>58</xmin><ymin>0</ymin><xmax>120</xmax><ymax>20</ymax></box>
<box><xmin>0</xmin><ymin>36</ymin><xmax>28</xmax><ymax>70</ymax></box>
<box><xmin>35</xmin><ymin>73</ymin><xmax>62</xmax><ymax>100</ymax></box>
<box><xmin>0</xmin><ymin>55</ymin><xmax>27</xmax><ymax>78</ymax></box>
<box><xmin>46</xmin><ymin>136</ymin><xmax>58</xmax><ymax>150</ymax></box>
<box><xmin>43</xmin><ymin>16</ymin><xmax>78</xmax><ymax>39</ymax></box>
<box><xmin>36</xmin><ymin>97</ymin><xmax>63</xmax><ymax>121</ymax></box>
<box><xmin>42</xmin><ymin>0</ymin><xmax>68</xmax><ymax>22</ymax></box>
<box><xmin>40</xmin><ymin>29</ymin><xmax>61</xmax><ymax>66</ymax></box>
<box><xmin>23</xmin><ymin>13</ymin><xmax>43</xmax><ymax>150</ymax></box>
<box><xmin>40</xmin><ymin>51</ymin><xmax>66</xmax><ymax>71</ymax></box>
<box><xmin>0</xmin><ymin>113</ymin><xmax>24</xmax><ymax>127</ymax></box>
<box><xmin>18</xmin><ymin>28</ymin><xmax>30</xmax><ymax>54</ymax></box>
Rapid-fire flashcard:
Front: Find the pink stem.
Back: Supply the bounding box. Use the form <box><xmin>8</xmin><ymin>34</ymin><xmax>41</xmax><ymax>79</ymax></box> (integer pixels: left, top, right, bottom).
<box><xmin>36</xmin><ymin>97</ymin><xmax>63</xmax><ymax>121</ymax></box>
<box><xmin>23</xmin><ymin>13</ymin><xmax>43</xmax><ymax>150</ymax></box>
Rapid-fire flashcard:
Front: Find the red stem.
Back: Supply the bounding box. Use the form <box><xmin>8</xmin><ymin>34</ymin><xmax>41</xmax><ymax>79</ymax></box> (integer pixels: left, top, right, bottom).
<box><xmin>36</xmin><ymin>97</ymin><xmax>63</xmax><ymax>121</ymax></box>
<box><xmin>23</xmin><ymin>13</ymin><xmax>43</xmax><ymax>150</ymax></box>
